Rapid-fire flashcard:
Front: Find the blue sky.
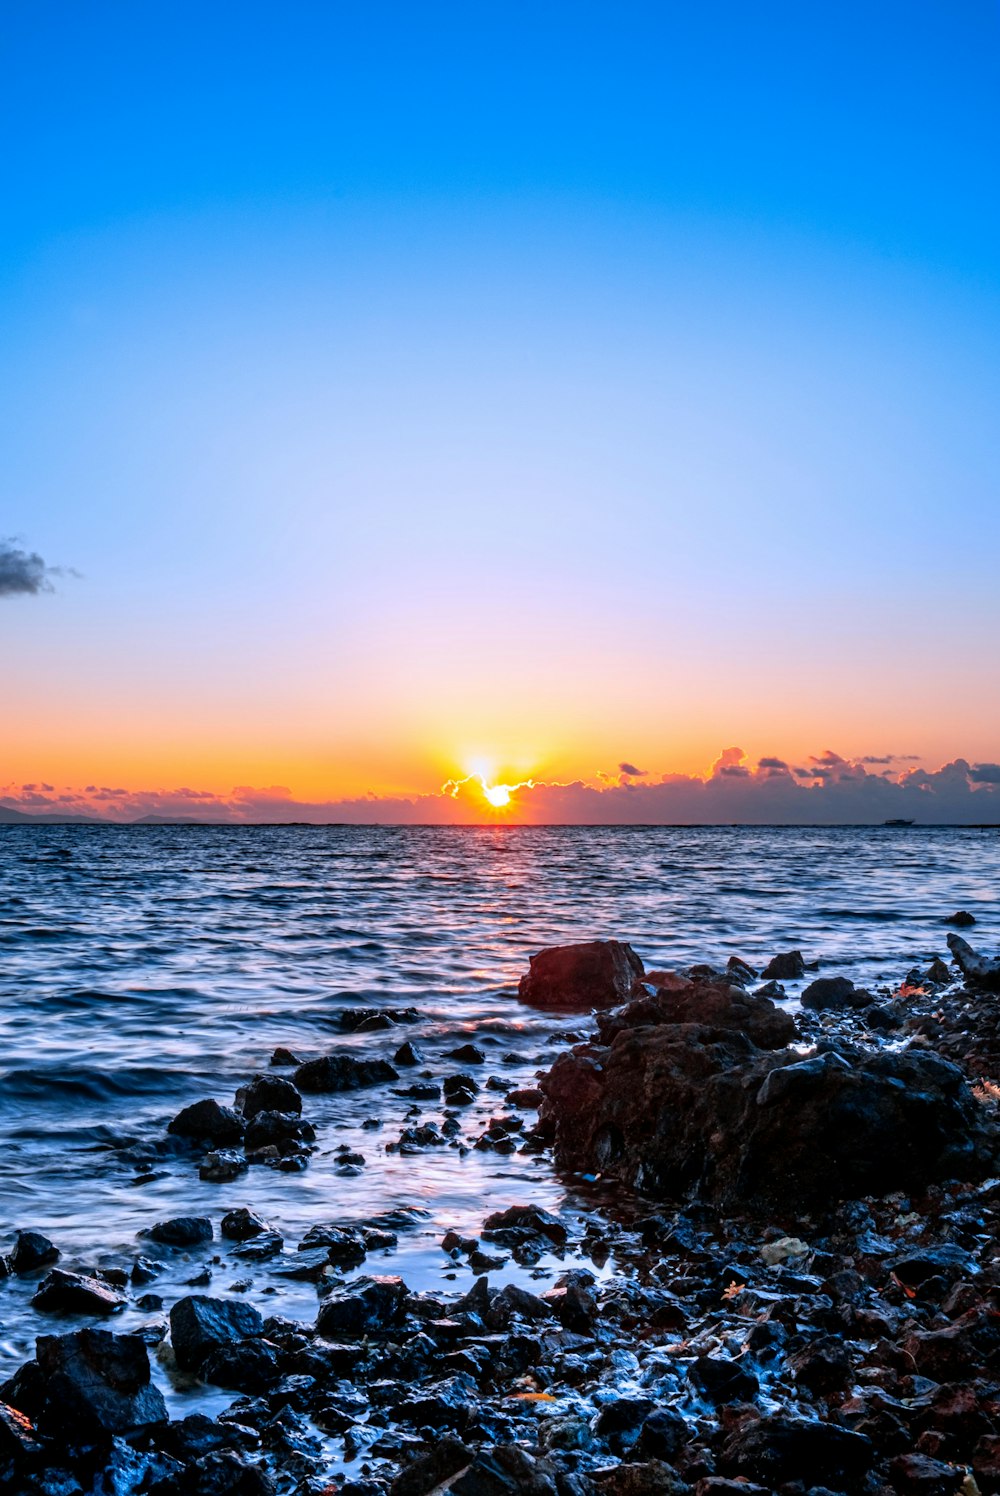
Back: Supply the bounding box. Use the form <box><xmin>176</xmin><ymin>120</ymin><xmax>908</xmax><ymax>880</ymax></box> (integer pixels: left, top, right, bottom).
<box><xmin>2</xmin><ymin>2</ymin><xmax>999</xmax><ymax>806</ymax></box>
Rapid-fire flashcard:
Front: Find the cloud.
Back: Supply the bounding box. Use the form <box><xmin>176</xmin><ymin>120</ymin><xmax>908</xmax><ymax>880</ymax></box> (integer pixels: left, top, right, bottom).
<box><xmin>617</xmin><ymin>762</ymin><xmax>647</xmax><ymax>778</ymax></box>
<box><xmin>3</xmin><ymin>748</ymin><xmax>1000</xmax><ymax>825</ymax></box>
<box><xmin>0</xmin><ymin>539</ymin><xmax>66</xmax><ymax>597</ymax></box>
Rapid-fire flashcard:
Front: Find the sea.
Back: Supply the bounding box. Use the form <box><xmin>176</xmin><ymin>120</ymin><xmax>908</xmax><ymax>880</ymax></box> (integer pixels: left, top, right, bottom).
<box><xmin>1</xmin><ymin>823</ymin><xmax>998</xmax><ymax>1414</ymax></box>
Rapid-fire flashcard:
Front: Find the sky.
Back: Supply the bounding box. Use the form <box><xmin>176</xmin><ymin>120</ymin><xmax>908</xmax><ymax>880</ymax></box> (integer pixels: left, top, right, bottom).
<box><xmin>2</xmin><ymin>2</ymin><xmax>1000</xmax><ymax>823</ymax></box>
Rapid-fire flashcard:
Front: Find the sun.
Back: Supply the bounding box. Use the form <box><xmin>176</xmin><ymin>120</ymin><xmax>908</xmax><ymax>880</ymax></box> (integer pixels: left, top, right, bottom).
<box><xmin>482</xmin><ymin>782</ymin><xmax>511</xmax><ymax>808</ymax></box>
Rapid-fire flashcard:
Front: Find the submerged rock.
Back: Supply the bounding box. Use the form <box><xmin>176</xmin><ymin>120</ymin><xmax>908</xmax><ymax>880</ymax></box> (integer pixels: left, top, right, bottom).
<box><xmin>9</xmin><ymin>1230</ymin><xmax>59</xmax><ymax>1275</ymax></box>
<box><xmin>149</xmin><ymin>1216</ymin><xmax>214</xmax><ymax>1248</ymax></box>
<box><xmin>294</xmin><ymin>1054</ymin><xmax>399</xmax><ymax>1092</ymax></box>
<box><xmin>518</xmin><ymin>940</ymin><xmax>645</xmax><ymax>1011</ymax></box>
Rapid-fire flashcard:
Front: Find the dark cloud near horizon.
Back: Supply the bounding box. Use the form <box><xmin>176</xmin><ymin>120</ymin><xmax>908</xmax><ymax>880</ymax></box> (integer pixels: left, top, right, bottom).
<box><xmin>969</xmin><ymin>763</ymin><xmax>1000</xmax><ymax>784</ymax></box>
<box><xmin>618</xmin><ymin>762</ymin><xmax>647</xmax><ymax>777</ymax></box>
<box><xmin>758</xmin><ymin>757</ymin><xmax>788</xmax><ymax>770</ymax></box>
<box><xmin>0</xmin><ymin>539</ymin><xmax>65</xmax><ymax>597</ymax></box>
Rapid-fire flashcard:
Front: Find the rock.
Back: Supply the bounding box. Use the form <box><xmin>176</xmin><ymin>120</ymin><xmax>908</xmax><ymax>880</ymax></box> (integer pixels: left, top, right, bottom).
<box><xmin>946</xmin><ymin>911</ymin><xmax>976</xmax><ymax>927</ymax></box>
<box><xmin>637</xmin><ymin>1407</ymin><xmax>687</xmax><ymax>1461</ymax></box>
<box><xmin>389</xmin><ymin>1433</ymin><xmax>473</xmax><ymax>1496</ymax></box>
<box><xmin>0</xmin><ymin>1398</ymin><xmax>44</xmax><ymax>1458</ymax></box>
<box><xmin>294</xmin><ymin>1054</ymin><xmax>399</xmax><ymax>1092</ymax></box>
<box><xmin>394</xmin><ymin>1041</ymin><xmax>423</xmax><ymax>1066</ymax></box>
<box><xmin>517</xmin><ymin>940</ymin><xmax>645</xmax><ymax>1011</ymax></box>
<box><xmin>28</xmin><ymin>1328</ymin><xmax>167</xmax><ymax>1437</ymax></box>
<box><xmin>789</xmin><ymin>1335</ymin><xmax>853</xmax><ymax>1393</ymax></box>
<box><xmin>167</xmin><ymin>1098</ymin><xmax>246</xmax><ymax>1146</ymax></box>
<box><xmin>720</xmin><ymin>1415</ymin><xmax>874</xmax><ymax>1486</ymax></box>
<box><xmin>446</xmin><ymin>1044</ymin><xmax>486</xmax><ymax>1064</ymax></box>
<box><xmin>315</xmin><ymin>1276</ymin><xmax>408</xmax><ymax>1339</ymax></box>
<box><xmin>887</xmin><ymin>1453</ymin><xmax>965</xmax><ymax>1496</ymax></box>
<box><xmin>235</xmin><ymin>1074</ymin><xmax>302</xmax><ymax>1119</ymax></box>
<box><xmin>31</xmin><ymin>1268</ymin><xmax>126</xmax><ymax>1315</ymax></box>
<box><xmin>201</xmin><ymin>1338</ymin><xmax>280</xmax><ymax>1393</ymax></box>
<box><xmin>507</xmin><ymin>1088</ymin><xmax>543</xmax><ymax>1108</ymax></box>
<box><xmin>600</xmin><ymin>979</ymin><xmax>796</xmax><ymax>1050</ymax></box>
<box><xmin>149</xmin><ymin>1216</ymin><xmax>213</xmax><ymax>1248</ymax></box>
<box><xmin>9</xmin><ymin>1230</ymin><xmax>59</xmax><ymax>1274</ymax></box>
<box><xmin>481</xmin><ymin>1205</ymin><xmax>568</xmax><ymax>1245</ymax></box>
<box><xmin>688</xmin><ymin>1354</ymin><xmax>759</xmax><ymax>1404</ymax></box>
<box><xmin>760</xmin><ymin>950</ymin><xmax>806</xmax><ymax>980</ymax></box>
<box><xmin>221</xmin><ymin>1208</ymin><xmax>272</xmax><ymax>1242</ymax></box>
<box><xmin>726</xmin><ymin>956</ymin><xmax>757</xmax><ymax>984</ymax></box>
<box><xmin>443</xmin><ymin>1074</ymin><xmax>479</xmax><ymax>1103</ymax></box>
<box><xmin>169</xmin><ymin>1295</ymin><xmax>265</xmax><ymax>1372</ymax></box>
<box><xmin>269</xmin><ymin>1046</ymin><xmax>301</xmax><ymax>1067</ymax></box>
<box><xmin>760</xmin><ymin>1236</ymin><xmax>808</xmax><ymax>1266</ymax></box>
<box><xmin>339</xmin><ymin>1006</ymin><xmax>420</xmax><ymax>1031</ymax></box>
<box><xmin>947</xmin><ymin>933</ymin><xmax>1000</xmax><ymax>992</ymax></box>
<box><xmin>300</xmin><ymin>1224</ymin><xmax>368</xmax><ymax>1267</ymax></box>
<box><xmin>244</xmin><ymin>1110</ymin><xmax>315</xmax><ymax>1150</ymax></box>
<box><xmin>801</xmin><ymin>976</ymin><xmax>869</xmax><ymax>1011</ymax></box>
<box><xmin>538</xmin><ymin>1008</ymin><xmax>991</xmax><ymax>1210</ymax></box>
<box><xmin>199</xmin><ymin>1149</ymin><xmax>249</xmax><ymax>1182</ymax></box>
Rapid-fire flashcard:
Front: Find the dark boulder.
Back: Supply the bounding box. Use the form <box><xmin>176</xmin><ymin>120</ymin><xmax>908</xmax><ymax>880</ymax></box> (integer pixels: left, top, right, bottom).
<box><xmin>598</xmin><ymin>979</ymin><xmax>796</xmax><ymax>1050</ymax></box>
<box><xmin>688</xmin><ymin>1355</ymin><xmax>759</xmax><ymax>1404</ymax></box>
<box><xmin>315</xmin><ymin>1275</ymin><xmax>408</xmax><ymax>1339</ymax></box>
<box><xmin>149</xmin><ymin>1215</ymin><xmax>213</xmax><ymax>1248</ymax></box>
<box><xmin>31</xmin><ymin>1268</ymin><xmax>126</xmax><ymax>1315</ymax></box>
<box><xmin>201</xmin><ymin>1338</ymin><xmax>280</xmax><ymax>1393</ymax></box>
<box><xmin>801</xmin><ymin>976</ymin><xmax>870</xmax><ymax>1011</ymax></box>
<box><xmin>9</xmin><ymin>1230</ymin><xmax>59</xmax><ymax>1275</ymax></box>
<box><xmin>169</xmin><ymin>1295</ymin><xmax>265</xmax><ymax>1372</ymax></box>
<box><xmin>719</xmin><ymin>1414</ymin><xmax>873</xmax><ymax>1487</ymax></box>
<box><xmin>481</xmin><ymin>1204</ymin><xmax>568</xmax><ymax>1245</ymax></box>
<box><xmin>167</xmin><ymin>1098</ymin><xmax>246</xmax><ymax>1146</ymax></box>
<box><xmin>244</xmin><ymin>1111</ymin><xmax>315</xmax><ymax>1150</ymax></box>
<box><xmin>235</xmin><ymin>1074</ymin><xmax>302</xmax><ymax>1119</ymax></box>
<box><xmin>220</xmin><ymin>1208</ymin><xmax>273</xmax><ymax>1242</ymax></box>
<box><xmin>517</xmin><ymin>939</ymin><xmax>645</xmax><ymax>1011</ymax></box>
<box><xmin>760</xmin><ymin>950</ymin><xmax>806</xmax><ymax>980</ymax></box>
<box><xmin>294</xmin><ymin>1054</ymin><xmax>399</xmax><ymax>1092</ymax></box>
<box><xmin>27</xmin><ymin>1328</ymin><xmax>167</xmax><ymax>1438</ymax></box>
<box><xmin>538</xmin><ymin>1004</ymin><xmax>991</xmax><ymax>1210</ymax></box>
<box><xmin>945</xmin><ymin>911</ymin><xmax>976</xmax><ymax>928</ymax></box>
<box><xmin>947</xmin><ymin>933</ymin><xmax>1000</xmax><ymax>992</ymax></box>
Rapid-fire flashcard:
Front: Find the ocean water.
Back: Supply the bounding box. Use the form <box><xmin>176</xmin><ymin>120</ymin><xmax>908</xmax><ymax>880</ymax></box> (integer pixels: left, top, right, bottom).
<box><xmin>0</xmin><ymin>822</ymin><xmax>998</xmax><ymax>1408</ymax></box>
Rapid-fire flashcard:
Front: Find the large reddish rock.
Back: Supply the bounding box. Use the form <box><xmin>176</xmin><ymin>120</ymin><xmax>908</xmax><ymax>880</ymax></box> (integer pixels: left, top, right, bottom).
<box><xmin>596</xmin><ymin>978</ymin><xmax>797</xmax><ymax>1050</ymax></box>
<box><xmin>537</xmin><ymin>984</ymin><xmax>991</xmax><ymax>1210</ymax></box>
<box><xmin>518</xmin><ymin>940</ymin><xmax>645</xmax><ymax>1011</ymax></box>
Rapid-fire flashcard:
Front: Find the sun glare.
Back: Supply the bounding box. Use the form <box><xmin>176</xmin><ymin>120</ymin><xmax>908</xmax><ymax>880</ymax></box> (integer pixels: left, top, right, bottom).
<box><xmin>482</xmin><ymin>782</ymin><xmax>511</xmax><ymax>808</ymax></box>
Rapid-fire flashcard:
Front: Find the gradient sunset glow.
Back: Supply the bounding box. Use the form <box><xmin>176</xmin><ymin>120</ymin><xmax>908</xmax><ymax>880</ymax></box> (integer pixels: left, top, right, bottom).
<box><xmin>2</xmin><ymin>5</ymin><xmax>999</xmax><ymax>822</ymax></box>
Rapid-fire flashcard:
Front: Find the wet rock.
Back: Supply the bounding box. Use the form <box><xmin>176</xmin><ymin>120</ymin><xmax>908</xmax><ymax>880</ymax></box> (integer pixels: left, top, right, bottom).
<box><xmin>0</xmin><ymin>1398</ymin><xmax>44</xmax><ymax>1459</ymax></box>
<box><xmin>600</xmin><ymin>979</ymin><xmax>797</xmax><ymax>1050</ymax></box>
<box><xmin>232</xmin><ymin>1232</ymin><xmax>283</xmax><ymax>1262</ymax></box>
<box><xmin>390</xmin><ymin>1433</ymin><xmax>473</xmax><ymax>1496</ymax></box>
<box><xmin>946</xmin><ymin>911</ymin><xmax>976</xmax><ymax>928</ymax></box>
<box><xmin>299</xmin><ymin>1224</ymin><xmax>368</xmax><ymax>1267</ymax></box>
<box><xmin>789</xmin><ymin>1335</ymin><xmax>853</xmax><ymax>1393</ymax></box>
<box><xmin>201</xmin><ymin>1338</ymin><xmax>280</xmax><ymax>1393</ymax></box>
<box><xmin>887</xmin><ymin>1453</ymin><xmax>965</xmax><ymax>1496</ymax></box>
<box><xmin>726</xmin><ymin>956</ymin><xmax>757</xmax><ymax>984</ymax></box>
<box><xmin>394</xmin><ymin>1041</ymin><xmax>423</xmax><ymax>1067</ymax></box>
<box><xmin>637</xmin><ymin>1407</ymin><xmax>687</xmax><ymax>1461</ymax></box>
<box><xmin>688</xmin><ymin>1354</ymin><xmax>759</xmax><ymax>1404</ymax></box>
<box><xmin>481</xmin><ymin>1205</ymin><xmax>568</xmax><ymax>1246</ymax></box>
<box><xmin>200</xmin><ymin>1150</ymin><xmax>249</xmax><ymax>1182</ymax></box>
<box><xmin>294</xmin><ymin>1053</ymin><xmax>399</xmax><ymax>1092</ymax></box>
<box><xmin>444</xmin><ymin>1073</ymin><xmax>480</xmax><ymax>1103</ymax></box>
<box><xmin>446</xmin><ymin>1044</ymin><xmax>486</xmax><ymax>1064</ymax></box>
<box><xmin>169</xmin><ymin>1295</ymin><xmax>265</xmax><ymax>1372</ymax></box>
<box><xmin>269</xmin><ymin>1046</ymin><xmax>301</xmax><ymax>1067</ymax></box>
<box><xmin>592</xmin><ymin>1461</ymin><xmax>685</xmax><ymax>1495</ymax></box>
<box><xmin>507</xmin><ymin>1087</ymin><xmax>543</xmax><ymax>1108</ymax></box>
<box><xmin>31</xmin><ymin>1268</ymin><xmax>127</xmax><ymax>1315</ymax></box>
<box><xmin>339</xmin><ymin>1006</ymin><xmax>420</xmax><ymax>1031</ymax></box>
<box><xmin>947</xmin><ymin>933</ymin><xmax>1000</xmax><ymax>992</ymax></box>
<box><xmin>801</xmin><ymin>976</ymin><xmax>870</xmax><ymax>1011</ymax></box>
<box><xmin>719</xmin><ymin>1415</ymin><xmax>874</xmax><ymax>1487</ymax></box>
<box><xmin>518</xmin><ymin>939</ymin><xmax>645</xmax><ymax>1011</ymax></box>
<box><xmin>28</xmin><ymin>1328</ymin><xmax>167</xmax><ymax>1437</ymax></box>
<box><xmin>592</xmin><ymin>1396</ymin><xmax>655</xmax><ymax>1453</ymax></box>
<box><xmin>760</xmin><ymin>950</ymin><xmax>806</xmax><ymax>980</ymax></box>
<box><xmin>221</xmin><ymin>1209</ymin><xmax>273</xmax><ymax>1242</ymax></box>
<box><xmin>315</xmin><ymin>1275</ymin><xmax>408</xmax><ymax>1339</ymax></box>
<box><xmin>9</xmin><ymin>1231</ymin><xmax>59</xmax><ymax>1275</ymax></box>
<box><xmin>539</xmin><ymin>1011</ymin><xmax>991</xmax><ymax>1209</ymax></box>
<box><xmin>167</xmin><ymin>1098</ymin><xmax>246</xmax><ymax>1146</ymax></box>
<box><xmin>150</xmin><ymin>1215</ymin><xmax>213</xmax><ymax>1247</ymax></box>
<box><xmin>235</xmin><ymin>1074</ymin><xmax>302</xmax><ymax>1119</ymax></box>
<box><xmin>243</xmin><ymin>1110</ymin><xmax>315</xmax><ymax>1150</ymax></box>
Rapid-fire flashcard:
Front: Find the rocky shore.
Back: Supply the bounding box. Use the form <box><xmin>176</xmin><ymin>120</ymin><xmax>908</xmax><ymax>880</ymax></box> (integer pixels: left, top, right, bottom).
<box><xmin>3</xmin><ymin>935</ymin><xmax>1000</xmax><ymax>1496</ymax></box>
